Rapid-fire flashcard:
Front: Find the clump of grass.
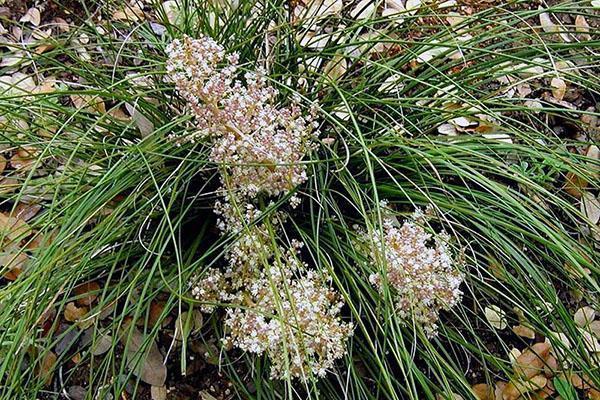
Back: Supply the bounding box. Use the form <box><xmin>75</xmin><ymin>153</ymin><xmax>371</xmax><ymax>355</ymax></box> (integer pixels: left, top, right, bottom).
<box><xmin>0</xmin><ymin>0</ymin><xmax>599</xmax><ymax>399</ymax></box>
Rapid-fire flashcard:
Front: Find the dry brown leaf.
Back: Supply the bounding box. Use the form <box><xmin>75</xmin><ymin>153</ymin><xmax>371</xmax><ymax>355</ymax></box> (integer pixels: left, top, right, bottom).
<box><xmin>590</xmin><ymin>321</ymin><xmax>600</xmax><ymax>338</ymax></box>
<box><xmin>10</xmin><ymin>148</ymin><xmax>36</xmax><ymax>171</ymax></box>
<box><xmin>123</xmin><ymin>326</ymin><xmax>167</xmax><ymax>386</ymax></box>
<box><xmin>91</xmin><ymin>333</ymin><xmax>113</xmax><ymax>356</ymax></box>
<box><xmin>70</xmin><ymin>94</ymin><xmax>106</xmax><ymax>113</ymax></box>
<box><xmin>20</xmin><ymin>7</ymin><xmax>41</xmax><ymax>26</ymax></box>
<box><xmin>485</xmin><ymin>305</ymin><xmax>507</xmax><ymax>330</ymax></box>
<box><xmin>581</xmin><ymin>193</ymin><xmax>600</xmax><ymax>224</ymax></box>
<box><xmin>494</xmin><ymin>381</ymin><xmax>507</xmax><ymax>400</ymax></box>
<box><xmin>0</xmin><ymin>154</ymin><xmax>6</xmax><ymax>174</ymax></box>
<box><xmin>550</xmin><ymin>77</ymin><xmax>566</xmax><ymax>101</ymax></box>
<box><xmin>512</xmin><ymin>325</ymin><xmax>536</xmax><ymax>339</ymax></box>
<box><xmin>74</xmin><ymin>282</ymin><xmax>100</xmax><ymax>306</ymax></box>
<box><xmin>472</xmin><ymin>383</ymin><xmax>494</xmax><ymax>400</ymax></box>
<box><xmin>564</xmin><ymin>171</ymin><xmax>587</xmax><ymax>198</ymax></box>
<box><xmin>1</xmin><ymin>251</ymin><xmax>28</xmax><ymax>280</ymax></box>
<box><xmin>151</xmin><ymin>385</ymin><xmax>167</xmax><ymax>400</ymax></box>
<box><xmin>570</xmin><ymin>373</ymin><xmax>592</xmax><ymax>390</ymax></box>
<box><xmin>64</xmin><ymin>302</ymin><xmax>87</xmax><ymax>322</ymax></box>
<box><xmin>589</xmin><ymin>388</ymin><xmax>600</xmax><ymax>400</ymax></box>
<box><xmin>38</xmin><ymin>351</ymin><xmax>57</xmax><ymax>386</ymax></box>
<box><xmin>13</xmin><ymin>202</ymin><xmax>42</xmax><ymax>222</ymax></box>
<box><xmin>113</xmin><ymin>5</ymin><xmax>145</xmax><ymax>22</ymax></box>
<box><xmin>502</xmin><ymin>375</ymin><xmax>547</xmax><ymax>400</ymax></box>
<box><xmin>543</xmin><ymin>354</ymin><xmax>558</xmax><ymax>377</ymax></box>
<box><xmin>574</xmin><ymin>306</ymin><xmax>596</xmax><ymax>327</ymax></box>
<box><xmin>513</xmin><ymin>342</ymin><xmax>551</xmax><ymax>379</ymax></box>
<box><xmin>0</xmin><ymin>212</ymin><xmax>32</xmax><ymax>242</ymax></box>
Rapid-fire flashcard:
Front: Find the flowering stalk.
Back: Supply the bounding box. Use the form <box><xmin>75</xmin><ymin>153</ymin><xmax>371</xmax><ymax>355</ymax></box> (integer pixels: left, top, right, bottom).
<box><xmin>167</xmin><ymin>35</ymin><xmax>352</xmax><ymax>380</ymax></box>
<box><xmin>357</xmin><ymin>206</ymin><xmax>464</xmax><ymax>337</ymax></box>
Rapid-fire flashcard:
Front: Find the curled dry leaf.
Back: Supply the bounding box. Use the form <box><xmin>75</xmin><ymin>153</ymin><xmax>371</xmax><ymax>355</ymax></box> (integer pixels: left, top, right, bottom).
<box><xmin>0</xmin><ymin>154</ymin><xmax>6</xmax><ymax>174</ymax></box>
<box><xmin>512</xmin><ymin>325</ymin><xmax>536</xmax><ymax>339</ymax></box>
<box><xmin>485</xmin><ymin>305</ymin><xmax>507</xmax><ymax>330</ymax></box>
<box><xmin>513</xmin><ymin>342</ymin><xmax>551</xmax><ymax>379</ymax></box>
<box><xmin>574</xmin><ymin>306</ymin><xmax>596</xmax><ymax>327</ymax></box>
<box><xmin>64</xmin><ymin>302</ymin><xmax>87</xmax><ymax>322</ymax></box>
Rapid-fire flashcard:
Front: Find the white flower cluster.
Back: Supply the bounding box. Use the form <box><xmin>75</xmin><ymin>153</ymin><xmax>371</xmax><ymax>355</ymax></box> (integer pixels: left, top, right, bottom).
<box><xmin>359</xmin><ymin>211</ymin><xmax>463</xmax><ymax>337</ymax></box>
<box><xmin>168</xmin><ymin>36</ymin><xmax>351</xmax><ymax>380</ymax></box>
<box><xmin>191</xmin><ymin>211</ymin><xmax>353</xmax><ymax>379</ymax></box>
<box><xmin>224</xmin><ymin>266</ymin><xmax>353</xmax><ymax>380</ymax></box>
<box><xmin>166</xmin><ymin>35</ymin><xmax>318</xmax><ymax>199</ymax></box>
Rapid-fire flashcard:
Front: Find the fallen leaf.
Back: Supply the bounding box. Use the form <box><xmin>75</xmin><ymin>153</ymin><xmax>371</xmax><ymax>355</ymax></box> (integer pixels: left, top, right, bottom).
<box><xmin>74</xmin><ymin>282</ymin><xmax>100</xmax><ymax>306</ymax></box>
<box><xmin>70</xmin><ymin>94</ymin><xmax>106</xmax><ymax>113</ymax></box>
<box><xmin>512</xmin><ymin>325</ymin><xmax>536</xmax><ymax>339</ymax></box>
<box><xmin>550</xmin><ymin>77</ymin><xmax>566</xmax><ymax>101</ymax></box>
<box><xmin>151</xmin><ymin>385</ymin><xmax>167</xmax><ymax>400</ymax></box>
<box><xmin>125</xmin><ymin>102</ymin><xmax>154</xmax><ymax>137</ymax></box>
<box><xmin>502</xmin><ymin>375</ymin><xmax>547</xmax><ymax>400</ymax></box>
<box><xmin>514</xmin><ymin>342</ymin><xmax>551</xmax><ymax>379</ymax></box>
<box><xmin>20</xmin><ymin>7</ymin><xmax>41</xmax><ymax>26</ymax></box>
<box><xmin>574</xmin><ymin>306</ymin><xmax>596</xmax><ymax>327</ymax></box>
<box><xmin>122</xmin><ymin>326</ymin><xmax>167</xmax><ymax>386</ymax></box>
<box><xmin>349</xmin><ymin>0</ymin><xmax>376</xmax><ymax>19</ymax></box>
<box><xmin>161</xmin><ymin>1</ymin><xmax>180</xmax><ymax>24</ymax></box>
<box><xmin>581</xmin><ymin>193</ymin><xmax>600</xmax><ymax>224</ymax></box>
<box><xmin>0</xmin><ymin>154</ymin><xmax>5</xmax><ymax>174</ymax></box>
<box><xmin>64</xmin><ymin>302</ymin><xmax>87</xmax><ymax>322</ymax></box>
<box><xmin>590</xmin><ymin>320</ymin><xmax>600</xmax><ymax>338</ymax></box>
<box><xmin>581</xmin><ymin>329</ymin><xmax>600</xmax><ymax>353</ymax></box>
<box><xmin>472</xmin><ymin>383</ymin><xmax>494</xmax><ymax>400</ymax></box>
<box><xmin>112</xmin><ymin>4</ymin><xmax>145</xmax><ymax>22</ymax></box>
<box><xmin>91</xmin><ymin>333</ymin><xmax>113</xmax><ymax>356</ymax></box>
<box><xmin>495</xmin><ymin>381</ymin><xmax>507</xmax><ymax>400</ymax></box>
<box><xmin>485</xmin><ymin>305</ymin><xmax>507</xmax><ymax>330</ymax></box>
<box><xmin>543</xmin><ymin>354</ymin><xmax>558</xmax><ymax>377</ymax></box>
<box><xmin>564</xmin><ymin>171</ymin><xmax>586</xmax><ymax>198</ymax></box>
<box><xmin>1</xmin><ymin>251</ymin><xmax>28</xmax><ymax>280</ymax></box>
<box><xmin>38</xmin><ymin>351</ymin><xmax>57</xmax><ymax>386</ymax></box>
